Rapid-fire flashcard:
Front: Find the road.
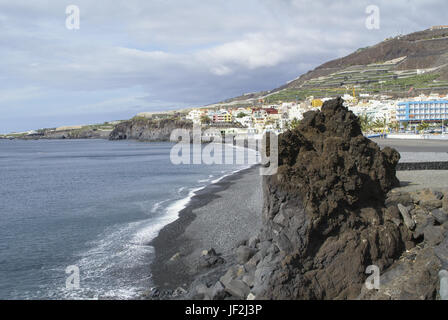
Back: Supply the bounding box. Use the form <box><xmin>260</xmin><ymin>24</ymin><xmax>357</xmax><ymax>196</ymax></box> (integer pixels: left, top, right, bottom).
<box><xmin>371</xmin><ymin>138</ymin><xmax>448</xmax><ymax>153</ymax></box>
<box><xmin>370</xmin><ymin>138</ymin><xmax>448</xmax><ymax>191</ymax></box>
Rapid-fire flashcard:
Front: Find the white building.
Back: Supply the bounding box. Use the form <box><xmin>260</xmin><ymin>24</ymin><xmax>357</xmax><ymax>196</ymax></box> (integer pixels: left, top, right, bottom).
<box><xmin>288</xmin><ymin>104</ymin><xmax>306</xmax><ymax>121</ymax></box>
<box><xmin>234</xmin><ymin>115</ymin><xmax>252</xmax><ymax>127</ymax></box>
<box><xmin>186</xmin><ymin>109</ymin><xmax>204</xmax><ymax>124</ymax></box>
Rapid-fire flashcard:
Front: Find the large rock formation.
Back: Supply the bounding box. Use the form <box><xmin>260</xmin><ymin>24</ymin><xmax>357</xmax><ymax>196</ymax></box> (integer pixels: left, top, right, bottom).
<box><xmin>254</xmin><ymin>97</ymin><xmax>411</xmax><ymax>299</ymax></box>
<box><xmin>109</xmin><ymin>118</ymin><xmax>193</xmax><ymax>141</ymax></box>
<box><xmin>195</xmin><ymin>98</ymin><xmax>431</xmax><ymax>300</ymax></box>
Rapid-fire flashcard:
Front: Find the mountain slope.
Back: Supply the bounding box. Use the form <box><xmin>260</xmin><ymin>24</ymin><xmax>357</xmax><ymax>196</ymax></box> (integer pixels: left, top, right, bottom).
<box><xmin>222</xmin><ymin>28</ymin><xmax>448</xmax><ymax>105</ymax></box>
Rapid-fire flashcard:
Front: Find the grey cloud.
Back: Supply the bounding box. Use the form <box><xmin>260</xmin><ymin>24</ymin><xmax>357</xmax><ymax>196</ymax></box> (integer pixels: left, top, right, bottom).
<box><xmin>0</xmin><ymin>0</ymin><xmax>447</xmax><ymax>132</ymax></box>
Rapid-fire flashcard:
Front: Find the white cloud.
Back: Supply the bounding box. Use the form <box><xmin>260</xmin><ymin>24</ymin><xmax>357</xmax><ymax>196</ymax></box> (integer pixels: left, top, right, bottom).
<box><xmin>1</xmin><ymin>0</ymin><xmax>448</xmax><ymax>132</ymax></box>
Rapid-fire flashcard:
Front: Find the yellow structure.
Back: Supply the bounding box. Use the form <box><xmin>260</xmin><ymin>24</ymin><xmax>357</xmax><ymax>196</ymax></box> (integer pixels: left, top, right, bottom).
<box><xmin>311</xmin><ymin>99</ymin><xmax>323</xmax><ymax>108</ymax></box>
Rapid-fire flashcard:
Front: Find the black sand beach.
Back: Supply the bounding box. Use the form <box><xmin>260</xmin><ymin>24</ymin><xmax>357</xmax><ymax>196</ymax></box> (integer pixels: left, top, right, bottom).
<box><xmin>149</xmin><ymin>165</ymin><xmax>263</xmax><ymax>297</ymax></box>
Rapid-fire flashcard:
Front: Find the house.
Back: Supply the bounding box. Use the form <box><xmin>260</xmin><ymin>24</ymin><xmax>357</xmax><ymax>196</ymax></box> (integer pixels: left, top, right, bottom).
<box><xmin>234</xmin><ymin>115</ymin><xmax>252</xmax><ymax>127</ymax></box>
<box><xmin>211</xmin><ymin>109</ymin><xmax>232</xmax><ymax>123</ymax></box>
<box><xmin>288</xmin><ymin>104</ymin><xmax>306</xmax><ymax>121</ymax></box>
<box><xmin>186</xmin><ymin>109</ymin><xmax>205</xmax><ymax>124</ymax></box>
<box><xmin>252</xmin><ymin>108</ymin><xmax>267</xmax><ymax>125</ymax></box>
<box><xmin>430</xmin><ymin>25</ymin><xmax>448</xmax><ymax>30</ymax></box>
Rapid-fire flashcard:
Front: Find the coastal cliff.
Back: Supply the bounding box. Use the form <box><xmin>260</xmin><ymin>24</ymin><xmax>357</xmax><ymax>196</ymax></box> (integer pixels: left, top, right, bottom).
<box><xmin>41</xmin><ymin>128</ymin><xmax>111</xmax><ymax>139</ymax></box>
<box><xmin>3</xmin><ymin>125</ymin><xmax>113</xmax><ymax>140</ymax></box>
<box><xmin>109</xmin><ymin>117</ymin><xmax>193</xmax><ymax>141</ymax></box>
<box><xmin>190</xmin><ymin>98</ymin><xmax>448</xmax><ymax>300</ymax></box>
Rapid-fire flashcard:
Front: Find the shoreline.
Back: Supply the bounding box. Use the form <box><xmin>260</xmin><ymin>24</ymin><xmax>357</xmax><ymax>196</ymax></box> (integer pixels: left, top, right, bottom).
<box><xmin>148</xmin><ymin>164</ymin><xmax>262</xmax><ymax>298</ymax></box>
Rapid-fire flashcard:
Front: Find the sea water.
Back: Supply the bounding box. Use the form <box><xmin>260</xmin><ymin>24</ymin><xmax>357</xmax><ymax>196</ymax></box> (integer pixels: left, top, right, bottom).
<box><xmin>0</xmin><ymin>139</ymin><xmax>253</xmax><ymax>299</ymax></box>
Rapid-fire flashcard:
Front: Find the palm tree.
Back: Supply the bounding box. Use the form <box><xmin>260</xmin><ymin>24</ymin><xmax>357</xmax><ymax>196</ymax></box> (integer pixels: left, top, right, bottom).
<box><xmin>200</xmin><ymin>115</ymin><xmax>211</xmax><ymax>125</ymax></box>
<box><xmin>372</xmin><ymin>118</ymin><xmax>386</xmax><ymax>129</ymax></box>
<box><xmin>389</xmin><ymin>122</ymin><xmax>400</xmax><ymax>133</ymax></box>
<box><xmin>358</xmin><ymin>114</ymin><xmax>373</xmax><ymax>133</ymax></box>
<box><xmin>417</xmin><ymin>121</ymin><xmax>430</xmax><ymax>133</ymax></box>
<box><xmin>402</xmin><ymin>121</ymin><xmax>409</xmax><ymax>132</ymax></box>
<box><xmin>290</xmin><ymin>118</ymin><xmax>301</xmax><ymax>130</ymax></box>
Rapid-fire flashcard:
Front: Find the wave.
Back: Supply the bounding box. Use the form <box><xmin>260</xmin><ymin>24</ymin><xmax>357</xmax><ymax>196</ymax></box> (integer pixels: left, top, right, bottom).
<box><xmin>64</xmin><ymin>145</ymin><xmax>259</xmax><ymax>300</ymax></box>
<box><xmin>211</xmin><ymin>165</ymin><xmax>251</xmax><ymax>184</ymax></box>
<box><xmin>150</xmin><ymin>199</ymin><xmax>170</xmax><ymax>213</ymax></box>
<box><xmin>134</xmin><ymin>163</ymin><xmax>255</xmax><ymax>246</ymax></box>
<box><xmin>177</xmin><ymin>186</ymin><xmax>186</xmax><ymax>193</ymax></box>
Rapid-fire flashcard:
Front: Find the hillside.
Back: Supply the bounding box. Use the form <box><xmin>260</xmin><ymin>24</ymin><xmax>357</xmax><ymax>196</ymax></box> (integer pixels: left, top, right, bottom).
<box><xmin>221</xmin><ymin>27</ymin><xmax>448</xmax><ymax>105</ymax></box>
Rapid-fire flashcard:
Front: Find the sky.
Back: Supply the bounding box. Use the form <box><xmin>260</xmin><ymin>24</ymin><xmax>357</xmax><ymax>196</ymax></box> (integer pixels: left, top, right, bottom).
<box><xmin>0</xmin><ymin>0</ymin><xmax>447</xmax><ymax>133</ymax></box>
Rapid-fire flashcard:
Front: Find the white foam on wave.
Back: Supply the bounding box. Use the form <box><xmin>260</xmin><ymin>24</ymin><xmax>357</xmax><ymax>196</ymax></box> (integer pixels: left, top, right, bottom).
<box><xmin>60</xmin><ymin>183</ymin><xmax>211</xmax><ymax>300</ymax></box>
<box><xmin>61</xmin><ymin>144</ymin><xmax>259</xmax><ymax>300</ymax></box>
<box><xmin>47</xmin><ymin>219</ymin><xmax>154</xmax><ymax>300</ymax></box>
<box><xmin>132</xmin><ymin>185</ymin><xmax>206</xmax><ymax>246</ymax></box>
<box><xmin>133</xmin><ymin>162</ymin><xmax>255</xmax><ymax>247</ymax></box>
<box><xmin>210</xmin><ymin>165</ymin><xmax>251</xmax><ymax>184</ymax></box>
<box><xmin>151</xmin><ymin>199</ymin><xmax>170</xmax><ymax>213</ymax></box>
<box><xmin>177</xmin><ymin>186</ymin><xmax>186</xmax><ymax>193</ymax></box>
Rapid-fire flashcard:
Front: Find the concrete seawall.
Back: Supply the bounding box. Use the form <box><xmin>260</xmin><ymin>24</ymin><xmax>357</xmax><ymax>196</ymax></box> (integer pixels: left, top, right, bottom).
<box><xmin>397</xmin><ymin>161</ymin><xmax>448</xmax><ymax>171</ymax></box>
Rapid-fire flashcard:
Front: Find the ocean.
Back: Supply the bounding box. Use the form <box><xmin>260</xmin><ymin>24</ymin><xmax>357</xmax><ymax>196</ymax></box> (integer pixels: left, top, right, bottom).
<box><xmin>0</xmin><ymin>139</ymin><xmax>253</xmax><ymax>299</ymax></box>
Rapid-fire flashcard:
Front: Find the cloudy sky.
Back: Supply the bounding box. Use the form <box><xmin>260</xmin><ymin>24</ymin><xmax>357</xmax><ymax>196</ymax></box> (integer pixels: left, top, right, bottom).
<box><xmin>0</xmin><ymin>0</ymin><xmax>446</xmax><ymax>132</ymax></box>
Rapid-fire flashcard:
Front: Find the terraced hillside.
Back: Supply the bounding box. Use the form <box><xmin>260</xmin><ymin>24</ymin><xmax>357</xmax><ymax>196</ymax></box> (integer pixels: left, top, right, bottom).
<box><xmin>222</xmin><ymin>28</ymin><xmax>448</xmax><ymax>104</ymax></box>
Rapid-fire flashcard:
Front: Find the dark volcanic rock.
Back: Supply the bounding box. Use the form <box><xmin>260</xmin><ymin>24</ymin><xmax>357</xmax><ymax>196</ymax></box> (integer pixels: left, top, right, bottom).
<box><xmin>432</xmin><ymin>209</ymin><xmax>448</xmax><ymax>224</ymax></box>
<box><xmin>198</xmin><ymin>248</ymin><xmax>225</xmax><ymax>269</ymax></box>
<box><xmin>236</xmin><ymin>246</ymin><xmax>257</xmax><ymax>264</ymax></box>
<box><xmin>361</xmin><ymin>245</ymin><xmax>441</xmax><ymax>300</ymax></box>
<box><xmin>201</xmin><ymin>98</ymin><xmax>446</xmax><ymax>300</ymax></box>
<box><xmin>275</xmin><ymin>98</ymin><xmax>400</xmax><ymax>214</ymax></box>
<box><xmin>109</xmin><ymin>118</ymin><xmax>193</xmax><ymax>141</ymax></box>
<box><xmin>224</xmin><ymin>279</ymin><xmax>250</xmax><ymax>299</ymax></box>
<box><xmin>253</xmin><ymin>98</ymin><xmax>411</xmax><ymax>299</ymax></box>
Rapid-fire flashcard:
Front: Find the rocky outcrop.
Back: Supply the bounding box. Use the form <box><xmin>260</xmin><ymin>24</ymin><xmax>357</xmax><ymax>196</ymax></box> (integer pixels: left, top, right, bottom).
<box><xmin>193</xmin><ymin>188</ymin><xmax>448</xmax><ymax>300</ymax></box>
<box><xmin>109</xmin><ymin>118</ymin><xmax>193</xmax><ymax>141</ymax></box>
<box><xmin>6</xmin><ymin>128</ymin><xmax>112</xmax><ymax>140</ymax></box>
<box><xmin>42</xmin><ymin>129</ymin><xmax>111</xmax><ymax>139</ymax></box>
<box><xmin>360</xmin><ymin>188</ymin><xmax>448</xmax><ymax>300</ymax></box>
<box><xmin>194</xmin><ymin>98</ymin><xmax>438</xmax><ymax>300</ymax></box>
<box><xmin>252</xmin><ymin>98</ymin><xmax>409</xmax><ymax>299</ymax></box>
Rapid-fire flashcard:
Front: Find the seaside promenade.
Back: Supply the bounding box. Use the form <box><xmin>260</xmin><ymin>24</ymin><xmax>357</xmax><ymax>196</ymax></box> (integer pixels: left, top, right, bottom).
<box><xmin>373</xmin><ymin>138</ymin><xmax>448</xmax><ymax>192</ymax></box>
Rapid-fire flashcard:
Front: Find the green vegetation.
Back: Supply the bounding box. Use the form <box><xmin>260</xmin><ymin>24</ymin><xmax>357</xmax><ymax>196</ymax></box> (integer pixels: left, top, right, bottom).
<box><xmin>358</xmin><ymin>115</ymin><xmax>398</xmax><ymax>133</ymax></box>
<box><xmin>65</xmin><ymin>122</ymin><xmax>115</xmax><ymax>136</ymax></box>
<box><xmin>402</xmin><ymin>121</ymin><xmax>409</xmax><ymax>131</ymax></box>
<box><xmin>262</xmin><ymin>73</ymin><xmax>444</xmax><ymax>104</ymax></box>
<box><xmin>389</xmin><ymin>122</ymin><xmax>400</xmax><ymax>132</ymax></box>
<box><xmin>79</xmin><ymin>122</ymin><xmax>115</xmax><ymax>131</ymax></box>
<box><xmin>2</xmin><ymin>132</ymin><xmax>28</xmax><ymax>138</ymax></box>
<box><xmin>264</xmin><ymin>88</ymin><xmax>348</xmax><ymax>103</ymax></box>
<box><xmin>372</xmin><ymin>118</ymin><xmax>387</xmax><ymax>130</ymax></box>
<box><xmin>373</xmin><ymin>73</ymin><xmax>440</xmax><ymax>89</ymax></box>
<box><xmin>200</xmin><ymin>115</ymin><xmax>212</xmax><ymax>124</ymax></box>
<box><xmin>358</xmin><ymin>114</ymin><xmax>373</xmax><ymax>132</ymax></box>
<box><xmin>287</xmin><ymin>118</ymin><xmax>301</xmax><ymax>130</ymax></box>
<box><xmin>355</xmin><ymin>46</ymin><xmax>370</xmax><ymax>53</ymax></box>
<box><xmin>131</xmin><ymin>116</ymin><xmax>152</xmax><ymax>122</ymax></box>
<box><xmin>417</xmin><ymin>121</ymin><xmax>430</xmax><ymax>133</ymax></box>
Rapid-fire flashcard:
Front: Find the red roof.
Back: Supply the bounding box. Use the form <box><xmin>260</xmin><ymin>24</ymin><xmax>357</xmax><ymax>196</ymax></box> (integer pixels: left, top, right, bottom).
<box><xmin>264</xmin><ymin>108</ymin><xmax>278</xmax><ymax>114</ymax></box>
